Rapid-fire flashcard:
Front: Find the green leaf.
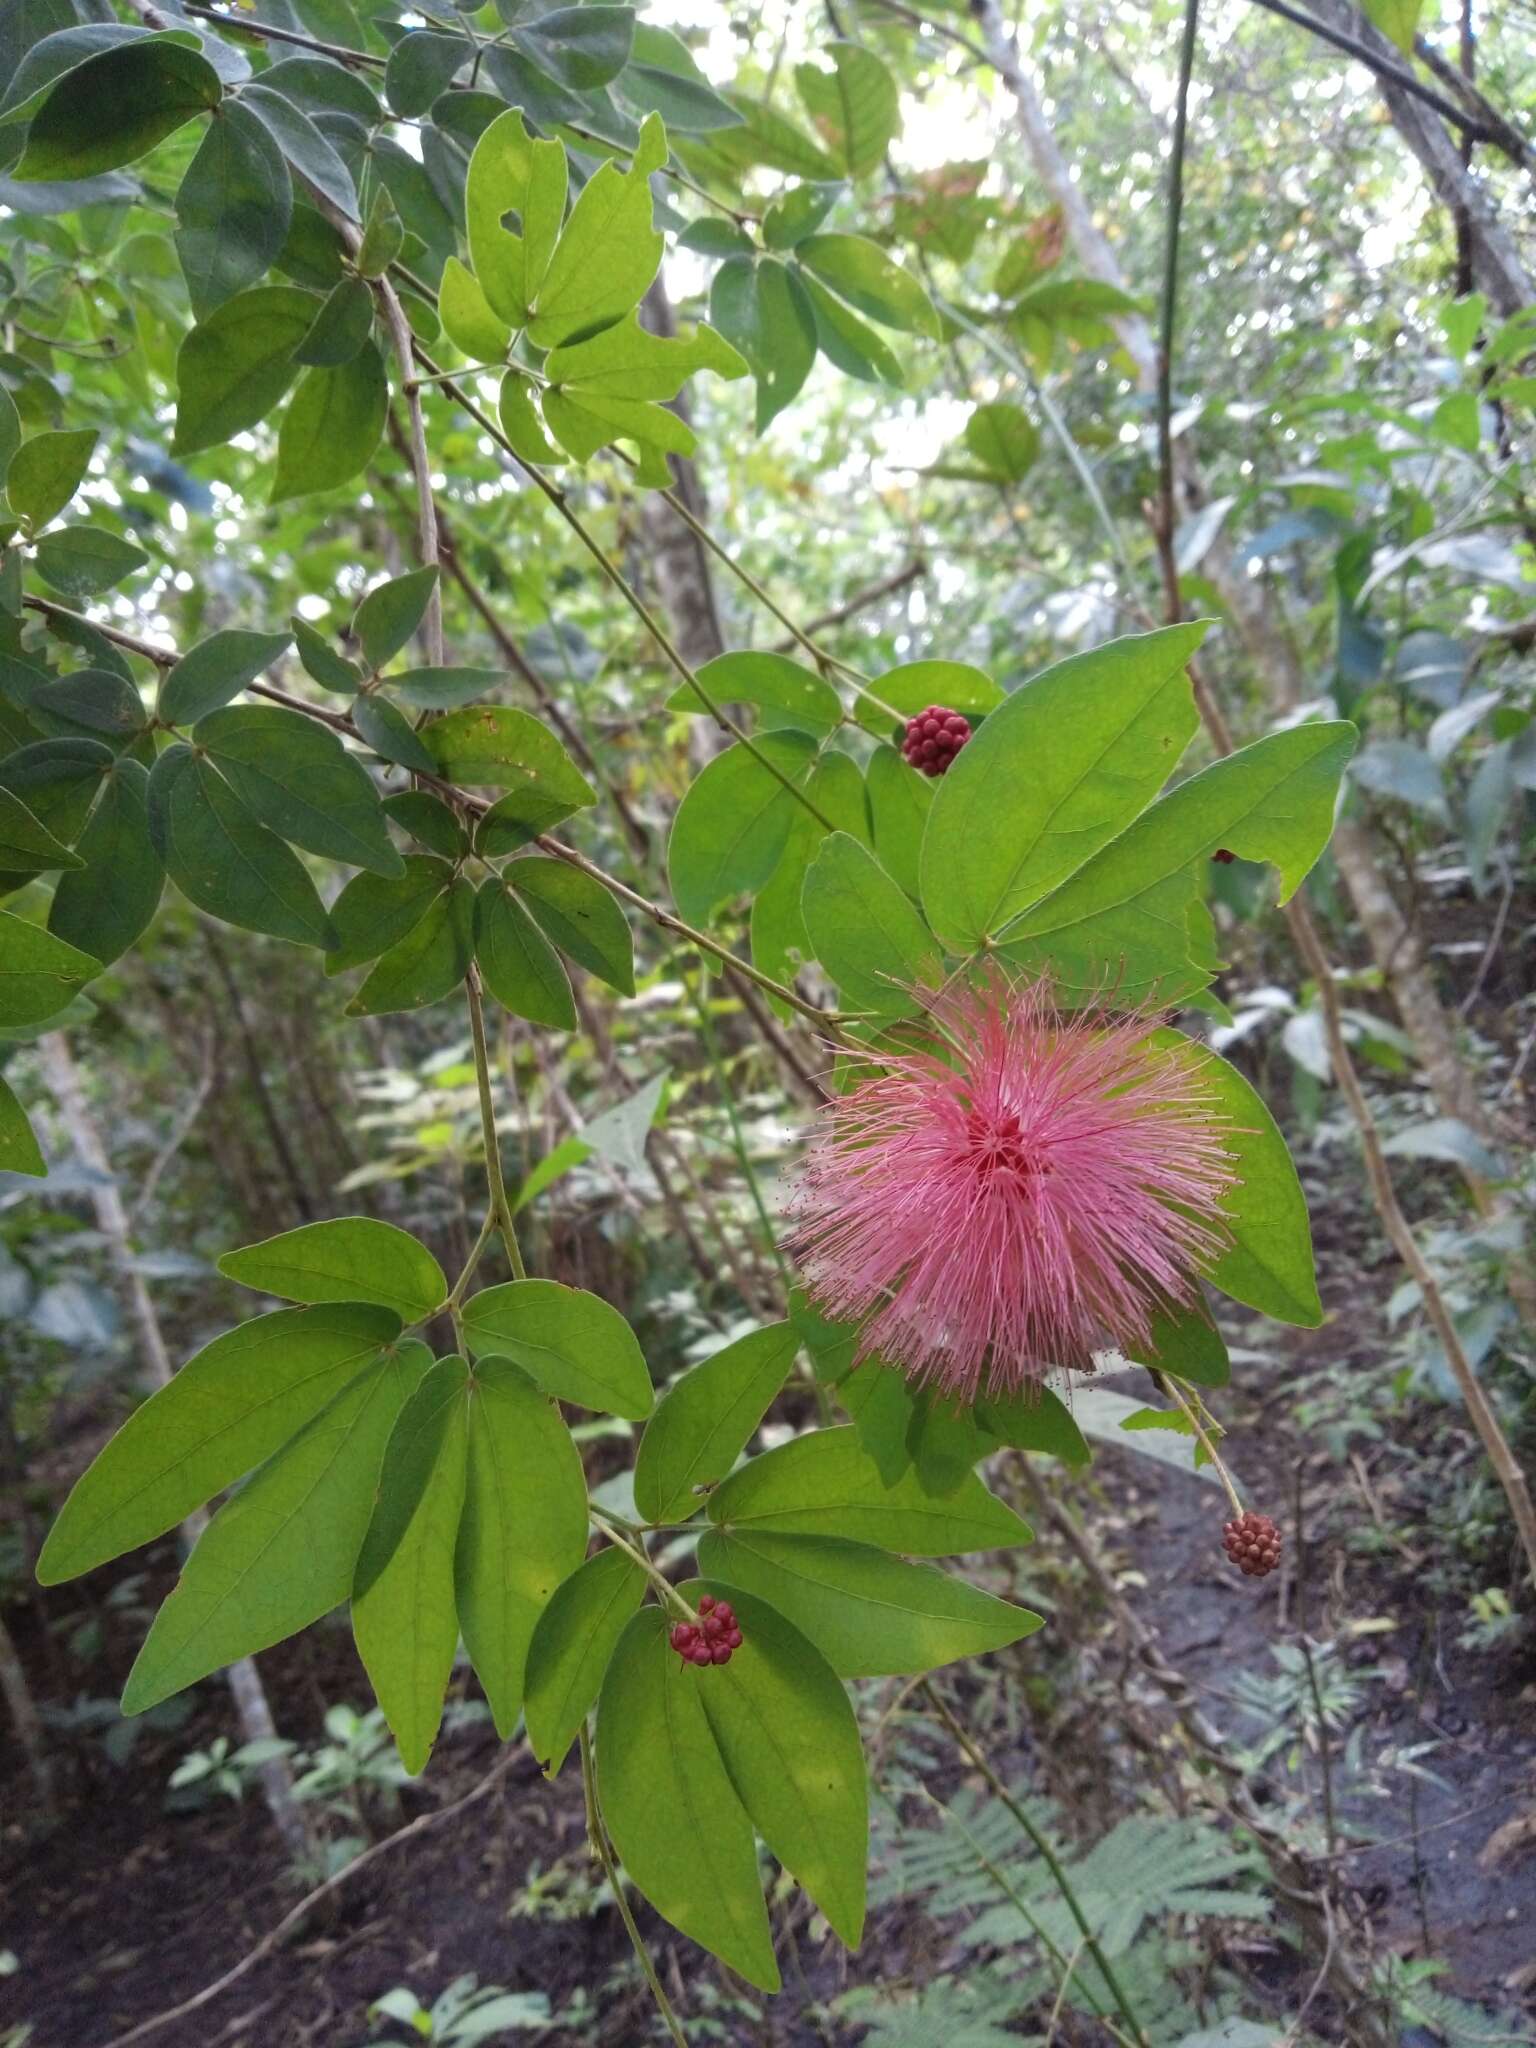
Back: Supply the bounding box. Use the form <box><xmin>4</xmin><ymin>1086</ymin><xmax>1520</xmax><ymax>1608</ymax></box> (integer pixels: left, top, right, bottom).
<box><xmin>514</xmin><ymin>4</ymin><xmax>633</xmax><ymax>89</ymax></box>
<box><xmin>506</xmin><ymin>857</ymin><xmax>634</xmax><ymax>996</ymax></box>
<box><xmin>972</xmin><ymin>1385</ymin><xmax>1090</xmax><ymax>1467</ymax></box>
<box><xmin>707</xmin><ymin>1425</ymin><xmax>1031</xmax><ymax>1555</ymax></box>
<box><xmin>6</xmin><ymin>427</ymin><xmax>95</xmax><ymax>531</ymax></box>
<box><xmin>146</xmin><ymin>744</ymin><xmax>337</xmax><ymax>951</ymax></box>
<box><xmin>799</xmin><ymin>270</ymin><xmax>903</xmax><ymax>387</ymax></box>
<box><xmin>436</xmin><ymin>716</ymin><xmax>595</xmax><ymax>846</ymax></box>
<box><xmin>291</xmin><ymin>616</ymin><xmax>360</xmax><ymax>693</ymax></box>
<box><xmin>0</xmin><ymin>906</ymin><xmax>100</xmax><ymax>1025</ymax></box>
<box><xmin>384</xmin><ymin>28</ymin><xmax>468</xmax><ymax>117</ymax></box>
<box><xmin>958</xmin><ymin>401</ymin><xmax>1039</xmax><ymax>483</ymax></box>
<box><xmin>272</xmin><ymin>340</ymin><xmax>387</xmax><ymax>500</ymax></box>
<box><xmin>159</xmin><ymin>628</ymin><xmax>292</xmax><ymax>726</ymax></box>
<box><xmin>351</xmin><ymin>692</ymin><xmax>437</xmax><ymax>774</ymax></box>
<box><xmin>439</xmin><ymin>255</ymin><xmax>511</xmax><ymax>364</ymax></box>
<box><xmin>615</xmin><ymin>23</ymin><xmax>740</xmax><ymax>132</ymax></box>
<box><xmin>353</xmin><ymin>1354</ymin><xmax>470</xmax><ymax>1774</ymax></box>
<box><xmin>30</xmin><ymin>670</ymin><xmax>147</xmax><ymax>751</ymax></box>
<box><xmin>635</xmin><ymin>1321</ymin><xmax>800</xmax><ymax>1525</ymax></box>
<box><xmin>240</xmin><ymin>81</ymin><xmax>358</xmax><ymax>221</ymax></box>
<box><xmin>173</xmin><ymin>284</ymin><xmax>315</xmax><ymax>456</ymax></box>
<box><xmin>866</xmin><ymin>745</ymin><xmax>931</xmax><ymax>899</ymax></box>
<box><xmin>381</xmin><ymin>791</ymin><xmax>466</xmax><ymax>856</ymax></box>
<box><xmin>796</xmin><ymin>234</ymin><xmax>940</xmax><ymax>337</ymax></box>
<box><xmin>667</xmin><ymin>731</ymin><xmax>818</xmax><ymax>924</ymax></box>
<box><xmin>499</xmin><ymin>370</ymin><xmax>565</xmax><ymax>467</ymax></box>
<box><xmin>542</xmin><ymin>311</ymin><xmax>747</xmax><ymax>469</ymax></box>
<box><xmin>49</xmin><ymin>759</ymin><xmax>163</xmax><ymax>965</ymax></box>
<box><xmin>32</xmin><ymin>525</ymin><xmax>148</xmax><ymax>599</ymax></box>
<box><xmin>193</xmin><ymin>703</ymin><xmax>402</xmax><ymax>878</ymax></box>
<box><xmin>1362</xmin><ymin>0</ymin><xmax>1423</xmax><ymax>52</ymax></box>
<box><xmin>528</xmin><ymin>112</ymin><xmax>667</xmax><ymax>349</ymax></box>
<box><xmin>37</xmin><ymin>1302</ymin><xmax>402</xmax><ymax>1583</ymax></box>
<box><xmin>1169</xmin><ymin>1035</ymin><xmax>1323</xmax><ymax>1327</ymax></box>
<box><xmin>699</xmin><ymin>1528</ymin><xmax>1042</xmax><ymax>1678</ymax></box>
<box><xmin>354</xmin><ymin>566</ymin><xmax>439</xmax><ymax>672</ymax></box>
<box><xmin>455</xmin><ymin>1355</ymin><xmax>589</xmax><ymax>1737</ymax></box>
<box><xmin>795</xmin><ymin>42</ymin><xmax>898</xmax><ymax>178</ymax></box>
<box><xmin>853</xmin><ymin>658</ymin><xmax>1004</xmax><ymax>739</ymax></box>
<box><xmin>0</xmin><ymin>783</ymin><xmax>82</xmax><ymax>873</ymax></box>
<box><xmin>1123</xmin><ymin>1296</ymin><xmax>1231</xmax><ymax>1388</ymax></box>
<box><xmin>710</xmin><ymin>255</ymin><xmax>818</xmax><ymax>433</ymax></box>
<box><xmin>326</xmin><ymin>854</ymin><xmax>451</xmax><ymax>973</ymax></box>
<box><xmin>218</xmin><ymin>1216</ymin><xmax>447</xmax><ymax>1322</ymax></box>
<box><xmin>0</xmin><ymin>736</ymin><xmax>111</xmax><ymax>846</ymax></box>
<box><xmin>668</xmin><ymin>650</ymin><xmax>841</xmax><ymax>739</ymax></box>
<box><xmin>121</xmin><ymin>1345</ymin><xmax>419</xmax><ymax>1713</ymax></box>
<box><xmin>802</xmin><ymin>832</ymin><xmax>940</xmax><ymax>1016</ymax></box>
<box><xmin>0</xmin><ymin>1070</ymin><xmax>44</xmax><ymax>1177</ymax></box>
<box><xmin>713</xmin><ymin>92</ymin><xmax>839</xmax><ymax>180</ymax></box>
<box><xmin>524</xmin><ymin>1548</ymin><xmax>647</xmax><ymax>1777</ymax></box>
<box><xmin>346</xmin><ymin>877</ymin><xmax>475</xmax><ymax>1015</ymax></box>
<box><xmin>1000</xmin><ymin>722</ymin><xmax>1359</xmax><ymax>996</ymax></box>
<box><xmin>174</xmin><ymin>99</ymin><xmax>292</xmax><ymax>318</ymax></box>
<box><xmin>462</xmin><ymin>1279</ymin><xmax>653</xmax><ymax>1420</ymax></box>
<box><xmin>294</xmin><ymin>275</ymin><xmax>374</xmax><ymax>367</ymax></box>
<box><xmin>691</xmin><ymin>1580</ymin><xmax>867</xmax><ymax>1947</ymax></box>
<box><xmin>465</xmin><ymin>107</ymin><xmax>567</xmax><ymax>333</ymax></box>
<box><xmin>920</xmin><ymin>624</ymin><xmax>1207</xmax><ymax>951</ymax></box>
<box><xmin>355</xmin><ymin>181</ymin><xmax>404</xmax><ymax>278</ymax></box>
<box><xmin>475</xmin><ymin>877</ymin><xmax>575</xmax><ymax>1030</ymax></box>
<box><xmin>597</xmin><ymin>1609</ymin><xmax>780</xmax><ymax>1992</ymax></box>
<box><xmin>14</xmin><ymin>33</ymin><xmax>221</xmax><ymax>181</ymax></box>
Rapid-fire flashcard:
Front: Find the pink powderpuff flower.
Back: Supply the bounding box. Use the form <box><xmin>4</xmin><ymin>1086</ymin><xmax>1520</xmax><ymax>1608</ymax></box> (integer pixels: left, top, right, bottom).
<box><xmin>786</xmin><ymin>975</ymin><xmax>1238</xmax><ymax>1403</ymax></box>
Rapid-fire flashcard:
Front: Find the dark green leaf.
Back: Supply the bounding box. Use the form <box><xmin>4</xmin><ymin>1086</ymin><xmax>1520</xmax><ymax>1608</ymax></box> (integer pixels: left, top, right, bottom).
<box><xmin>29</xmin><ymin>669</ymin><xmax>147</xmax><ymax>749</ymax></box>
<box><xmin>800</xmin><ymin>270</ymin><xmax>902</xmax><ymax>386</ymax></box>
<box><xmin>193</xmin><ymin>702</ymin><xmax>402</xmax><ymax>877</ymax></box>
<box><xmin>797</xmin><ymin>234</ymin><xmax>939</xmax><ymax>336</ymax></box>
<box><xmin>524</xmin><ymin>1548</ymin><xmax>646</xmax><ymax>1778</ymax></box>
<box><xmin>271</xmin><ymin>339</ymin><xmax>387</xmax><ymax>500</ymax></box>
<box><xmin>667</xmin><ymin>731</ymin><xmax>817</xmax><ymax>924</ymax></box>
<box><xmin>455</xmin><ymin>1355</ymin><xmax>589</xmax><ymax>1737</ymax></box>
<box><xmin>291</xmin><ymin>616</ymin><xmax>361</xmax><ymax>693</ymax></box>
<box><xmin>635</xmin><ymin>1320</ymin><xmax>800</xmax><ymax>1525</ymax></box>
<box><xmin>294</xmin><ymin>274</ymin><xmax>373</xmax><ymax>366</ymax></box>
<box><xmin>173</xmin><ymin>284</ymin><xmax>315</xmax><ymax>456</ymax></box>
<box><xmin>32</xmin><ymin>524</ymin><xmax>147</xmax><ymax>599</ymax></box>
<box><xmin>513</xmin><ymin>5</ymin><xmax>633</xmax><ymax>90</ymax></box>
<box><xmin>384</xmin><ymin>29</ymin><xmax>469</xmax><ymax>117</ymax></box>
<box><xmin>475</xmin><ymin>877</ymin><xmax>576</xmax><ymax>1030</ymax></box>
<box><xmin>462</xmin><ymin>1278</ymin><xmax>653</xmax><ymax>1419</ymax></box>
<box><xmin>698</xmin><ymin>1528</ymin><xmax>1042</xmax><ymax>1678</ymax></box>
<box><xmin>146</xmin><ymin>743</ymin><xmax>337</xmax><ymax>951</ymax></box>
<box><xmin>351</xmin><ymin>691</ymin><xmax>437</xmax><ymax>774</ymax></box>
<box><xmin>710</xmin><ymin>255</ymin><xmax>818</xmax><ymax>433</ymax></box>
<box><xmin>762</xmin><ymin>180</ymin><xmax>843</xmax><ymax>251</ymax></box>
<box><xmin>802</xmin><ymin>831</ymin><xmax>940</xmax><ymax>1015</ymax></box>
<box><xmin>158</xmin><ymin>627</ymin><xmax>291</xmax><ymax>726</ymax></box>
<box><xmin>428</xmin><ymin>706</ymin><xmax>595</xmax><ymax>833</ymax></box>
<box><xmin>669</xmin><ymin>650</ymin><xmax>841</xmax><ymax>738</ymax></box>
<box><xmin>380</xmin><ymin>792</ymin><xmax>466</xmax><ymax>858</ymax></box>
<box><xmin>615</xmin><ymin>24</ymin><xmax>740</xmax><ymax>132</ymax></box>
<box><xmin>346</xmin><ymin>876</ymin><xmax>474</xmax><ymax>1015</ymax></box>
<box><xmin>597</xmin><ymin>1609</ymin><xmax>780</xmax><ymax>1992</ymax></box>
<box><xmin>37</xmin><ymin>1302</ymin><xmax>402</xmax><ymax>1583</ymax></box>
<box><xmin>353</xmin><ymin>565</ymin><xmax>439</xmax><ymax>671</ymax></box>
<box><xmin>0</xmin><ymin>1070</ymin><xmax>44</xmax><ymax>1177</ymax></box>
<box><xmin>6</xmin><ymin>427</ymin><xmax>95</xmax><ymax>531</ymax></box>
<box><xmin>0</xmin><ymin>782</ymin><xmax>82</xmax><ymax>872</ymax></box>
<box><xmin>1123</xmin><ymin>1296</ymin><xmax>1230</xmax><ymax>1388</ymax></box>
<box><xmin>14</xmin><ymin>33</ymin><xmax>222</xmax><ymax>181</ymax></box>
<box><xmin>506</xmin><ymin>856</ymin><xmax>634</xmax><ymax>996</ymax></box>
<box><xmin>218</xmin><ymin>1215</ymin><xmax>447</xmax><ymax>1322</ymax></box>
<box><xmin>0</xmin><ymin>905</ymin><xmax>101</xmax><ymax>1025</ymax></box>
<box><xmin>0</xmin><ymin>735</ymin><xmax>111</xmax><ymax>845</ymax></box>
<box><xmin>326</xmin><ymin>853</ymin><xmax>451</xmax><ymax>973</ymax></box>
<box><xmin>390</xmin><ymin>666</ymin><xmax>505</xmax><ymax>709</ymax></box>
<box><xmin>174</xmin><ymin>99</ymin><xmax>292</xmax><ymax>317</ymax></box>
<box><xmin>240</xmin><ymin>80</ymin><xmax>358</xmax><ymax>220</ymax></box>
<box><xmin>972</xmin><ymin>1385</ymin><xmax>1091</xmax><ymax>1467</ymax></box>
<box><xmin>49</xmin><ymin>759</ymin><xmax>163</xmax><ymax>965</ymax></box>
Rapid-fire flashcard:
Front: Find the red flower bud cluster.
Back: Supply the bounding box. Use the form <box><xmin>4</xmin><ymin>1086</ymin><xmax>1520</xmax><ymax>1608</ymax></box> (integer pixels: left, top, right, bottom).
<box><xmin>1223</xmin><ymin>1510</ymin><xmax>1282</xmax><ymax>1578</ymax></box>
<box><xmin>669</xmin><ymin>1593</ymin><xmax>743</xmax><ymax>1667</ymax></box>
<box><xmin>902</xmin><ymin>705</ymin><xmax>972</xmax><ymax>777</ymax></box>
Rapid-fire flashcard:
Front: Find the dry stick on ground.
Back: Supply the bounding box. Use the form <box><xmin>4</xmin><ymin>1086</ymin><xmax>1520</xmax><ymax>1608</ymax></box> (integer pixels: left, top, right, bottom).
<box><xmin>97</xmin><ymin>1748</ymin><xmax>527</xmax><ymax>2048</ymax></box>
<box><xmin>37</xmin><ymin>1034</ymin><xmax>317</xmax><ymax>1860</ymax></box>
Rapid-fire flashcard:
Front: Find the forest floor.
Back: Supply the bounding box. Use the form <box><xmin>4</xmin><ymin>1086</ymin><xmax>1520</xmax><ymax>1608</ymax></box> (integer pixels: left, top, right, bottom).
<box><xmin>5</xmin><ymin>1128</ymin><xmax>1536</xmax><ymax>2048</ymax></box>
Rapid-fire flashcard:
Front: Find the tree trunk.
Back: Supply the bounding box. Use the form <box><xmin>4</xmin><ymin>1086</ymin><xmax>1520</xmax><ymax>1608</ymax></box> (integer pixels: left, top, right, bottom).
<box><xmin>40</xmin><ymin>1032</ymin><xmax>315</xmax><ymax>1862</ymax></box>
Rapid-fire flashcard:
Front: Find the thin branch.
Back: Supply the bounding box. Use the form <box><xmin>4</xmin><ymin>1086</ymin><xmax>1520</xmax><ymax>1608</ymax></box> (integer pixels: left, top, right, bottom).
<box><xmin>769</xmin><ymin>555</ymin><xmax>925</xmax><ymax>654</ymax></box>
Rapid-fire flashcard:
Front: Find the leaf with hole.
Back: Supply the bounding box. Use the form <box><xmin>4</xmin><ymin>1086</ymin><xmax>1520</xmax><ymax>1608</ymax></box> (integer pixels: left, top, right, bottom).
<box><xmin>464</xmin><ymin>107</ymin><xmax>567</xmax><ymax>333</ymax></box>
<box><xmin>527</xmin><ymin>113</ymin><xmax>668</xmax><ymax>349</ymax></box>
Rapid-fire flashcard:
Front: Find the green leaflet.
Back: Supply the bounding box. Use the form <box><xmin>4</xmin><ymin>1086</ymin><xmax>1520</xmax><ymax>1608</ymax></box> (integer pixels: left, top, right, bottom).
<box><xmin>794</xmin><ymin>41</ymin><xmax>899</xmax><ymax>178</ymax></box>
<box><xmin>294</xmin><ymin>275</ymin><xmax>374</xmax><ymax>367</ymax></box>
<box><xmin>474</xmin><ymin>878</ymin><xmax>575</xmax><ymax>1031</ymax></box>
<box><xmin>707</xmin><ymin>1425</ymin><xmax>1031</xmax><ymax>1555</ymax></box>
<box><xmin>32</xmin><ymin>525</ymin><xmax>147</xmax><ymax>599</ymax></box>
<box><xmin>465</xmin><ymin>107</ymin><xmax>568</xmax><ymax>331</ymax></box>
<box><xmin>710</xmin><ymin>254</ymin><xmax>818</xmax><ymax>432</ymax></box>
<box><xmin>1123</xmin><ymin>1296</ymin><xmax>1232</xmax><ymax>1388</ymax></box>
<box><xmin>693</xmin><ymin>1582</ymin><xmax>869</xmax><ymax>1948</ymax></box>
<box><xmin>699</xmin><ymin>1528</ymin><xmax>1043</xmax><ymax>1679</ymax></box>
<box><xmin>667</xmin><ymin>731</ymin><xmax>818</xmax><ymax>924</ymax></box>
<box><xmin>6</xmin><ymin>428</ymin><xmax>96</xmax><ymax>532</ymax></box>
<box><xmin>37</xmin><ymin>1303</ymin><xmax>403</xmax><ymax>1583</ymax></box>
<box><xmin>455</xmin><ymin>1356</ymin><xmax>589</xmax><ymax>1738</ymax></box>
<box><xmin>439</xmin><ymin>256</ymin><xmax>511</xmax><ymax>364</ymax></box>
<box><xmin>121</xmin><ymin>1344</ymin><xmax>421</xmax><ymax>1713</ymax></box>
<box><xmin>0</xmin><ymin>906</ymin><xmax>101</xmax><ymax>1026</ymax></box>
<box><xmin>173</xmin><ymin>284</ymin><xmax>315</xmax><ymax>456</ymax></box>
<box><xmin>346</xmin><ymin>878</ymin><xmax>475</xmax><ymax>1016</ymax></box>
<box><xmin>919</xmin><ymin>624</ymin><xmax>1207</xmax><ymax>951</ymax></box>
<box><xmin>853</xmin><ymin>658</ymin><xmax>1004</xmax><ymax>739</ymax></box>
<box><xmin>271</xmin><ymin>340</ymin><xmax>387</xmax><ymax>501</ymax></box>
<box><xmin>146</xmin><ymin>745</ymin><xmax>337</xmax><ymax>952</ymax></box>
<box><xmin>668</xmin><ymin>650</ymin><xmax>841</xmax><ymax>739</ymax></box>
<box><xmin>218</xmin><ymin>1216</ymin><xmax>447</xmax><ymax>1323</ymax></box>
<box><xmin>13</xmin><ymin>34</ymin><xmax>221</xmax><ymax>182</ymax></box>
<box><xmin>427</xmin><ymin>706</ymin><xmax>594</xmax><ymax>833</ymax></box>
<box><xmin>634</xmin><ymin>1320</ymin><xmax>800</xmax><ymax>1524</ymax></box>
<box><xmin>0</xmin><ymin>782</ymin><xmax>82</xmax><ymax>873</ymax></box>
<box><xmin>353</xmin><ymin>1355</ymin><xmax>470</xmax><ymax>1774</ymax></box>
<box><xmin>801</xmin><ymin>831</ymin><xmax>940</xmax><ymax>1016</ymax></box>
<box><xmin>526</xmin><ymin>113</ymin><xmax>667</xmax><ymax>348</ymax></box>
<box><xmin>159</xmin><ymin>629</ymin><xmax>293</xmax><ymax>727</ymax></box>
<box><xmin>0</xmin><ymin>1070</ymin><xmax>45</xmax><ymax>1177</ymax></box>
<box><xmin>354</xmin><ymin>567</ymin><xmax>439</xmax><ymax>672</ymax></box>
<box><xmin>523</xmin><ymin>1548</ymin><xmax>647</xmax><ymax>1777</ymax></box>
<box><xmin>326</xmin><ymin>855</ymin><xmax>452</xmax><ymax>974</ymax></box>
<box><xmin>461</xmin><ymin>1279</ymin><xmax>653</xmax><ymax>1419</ymax></box>
<box><xmin>192</xmin><ymin>703</ymin><xmax>402</xmax><ymax>877</ymax></box>
<box><xmin>49</xmin><ymin>758</ymin><xmax>164</xmax><ymax>966</ymax></box>
<box><xmin>541</xmin><ymin>311</ymin><xmax>747</xmax><ymax>469</ymax></box>
<box><xmin>597</xmin><ymin>1609</ymin><xmax>780</xmax><ymax>1992</ymax></box>
<box><xmin>972</xmin><ymin>1385</ymin><xmax>1092</xmax><ymax>1467</ymax></box>
<box><xmin>174</xmin><ymin>98</ymin><xmax>292</xmax><ymax>319</ymax></box>
<box><xmin>866</xmin><ymin>745</ymin><xmax>931</xmax><ymax>899</ymax></box>
<box><xmin>796</xmin><ymin>233</ymin><xmax>940</xmax><ymax>337</ymax></box>
<box><xmin>506</xmin><ymin>857</ymin><xmax>634</xmax><ymax>997</ymax></box>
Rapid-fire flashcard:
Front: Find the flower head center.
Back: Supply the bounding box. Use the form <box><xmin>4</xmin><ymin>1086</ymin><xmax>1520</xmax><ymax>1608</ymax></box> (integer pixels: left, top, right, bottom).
<box><xmin>965</xmin><ymin>1106</ymin><xmax>1047</xmax><ymax>1182</ymax></box>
